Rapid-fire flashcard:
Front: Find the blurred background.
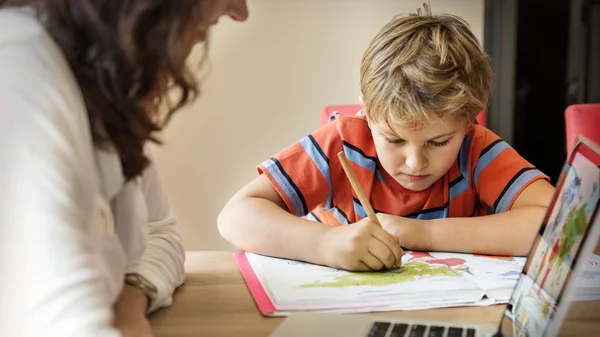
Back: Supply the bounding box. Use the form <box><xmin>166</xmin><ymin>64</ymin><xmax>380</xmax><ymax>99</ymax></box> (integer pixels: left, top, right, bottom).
<box><xmin>150</xmin><ymin>0</ymin><xmax>600</xmax><ymax>251</ymax></box>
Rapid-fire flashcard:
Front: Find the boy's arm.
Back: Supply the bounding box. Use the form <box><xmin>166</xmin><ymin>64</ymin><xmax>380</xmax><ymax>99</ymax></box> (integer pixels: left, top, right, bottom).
<box><xmin>381</xmin><ymin>179</ymin><xmax>555</xmax><ymax>256</ymax></box>
<box><xmin>218</xmin><ymin>174</ymin><xmax>332</xmax><ymax>265</ymax></box>
<box><xmin>218</xmin><ymin>174</ymin><xmax>403</xmax><ymax>270</ymax></box>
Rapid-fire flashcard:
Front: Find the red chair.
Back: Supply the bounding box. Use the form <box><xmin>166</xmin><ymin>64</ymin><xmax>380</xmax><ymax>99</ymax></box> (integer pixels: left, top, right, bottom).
<box><xmin>320</xmin><ymin>105</ymin><xmax>363</xmax><ymax>126</ymax></box>
<box><xmin>565</xmin><ymin>103</ymin><xmax>600</xmax><ymax>154</ymax></box>
<box><xmin>321</xmin><ymin>104</ymin><xmax>487</xmax><ymax>127</ymax></box>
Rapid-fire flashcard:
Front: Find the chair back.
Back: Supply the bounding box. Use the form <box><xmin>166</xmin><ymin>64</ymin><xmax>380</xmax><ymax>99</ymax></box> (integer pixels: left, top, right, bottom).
<box><xmin>565</xmin><ymin>104</ymin><xmax>600</xmax><ymax>154</ymax></box>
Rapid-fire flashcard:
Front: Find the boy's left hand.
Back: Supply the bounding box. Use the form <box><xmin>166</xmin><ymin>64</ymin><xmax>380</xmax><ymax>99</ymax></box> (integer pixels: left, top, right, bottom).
<box><xmin>376</xmin><ymin>213</ymin><xmax>431</xmax><ymax>251</ymax></box>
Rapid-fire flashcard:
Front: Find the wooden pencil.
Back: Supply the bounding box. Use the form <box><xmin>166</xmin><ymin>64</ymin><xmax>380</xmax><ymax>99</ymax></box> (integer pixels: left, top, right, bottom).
<box><xmin>337</xmin><ymin>151</ymin><xmax>381</xmax><ymax>226</ymax></box>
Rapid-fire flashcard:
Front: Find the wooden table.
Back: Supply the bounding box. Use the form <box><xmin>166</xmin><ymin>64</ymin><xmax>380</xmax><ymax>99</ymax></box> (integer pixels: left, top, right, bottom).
<box><xmin>149</xmin><ymin>251</ymin><xmax>507</xmax><ymax>337</ymax></box>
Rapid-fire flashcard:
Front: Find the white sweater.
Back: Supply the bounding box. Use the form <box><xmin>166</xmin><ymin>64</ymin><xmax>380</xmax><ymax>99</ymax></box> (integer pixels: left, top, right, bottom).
<box><xmin>0</xmin><ymin>7</ymin><xmax>185</xmax><ymax>337</ymax></box>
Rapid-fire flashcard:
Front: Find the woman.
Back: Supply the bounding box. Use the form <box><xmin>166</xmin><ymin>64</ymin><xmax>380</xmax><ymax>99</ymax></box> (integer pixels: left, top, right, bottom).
<box><xmin>0</xmin><ymin>1</ymin><xmax>248</xmax><ymax>336</ymax></box>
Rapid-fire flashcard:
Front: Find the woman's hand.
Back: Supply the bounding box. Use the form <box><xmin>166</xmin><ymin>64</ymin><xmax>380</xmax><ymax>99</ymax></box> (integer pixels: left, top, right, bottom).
<box><xmin>376</xmin><ymin>213</ymin><xmax>431</xmax><ymax>251</ymax></box>
<box><xmin>113</xmin><ymin>284</ymin><xmax>154</xmax><ymax>337</ymax></box>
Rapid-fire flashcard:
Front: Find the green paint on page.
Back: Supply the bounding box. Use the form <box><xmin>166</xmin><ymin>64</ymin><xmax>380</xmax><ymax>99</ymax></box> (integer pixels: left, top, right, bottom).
<box><xmin>557</xmin><ymin>203</ymin><xmax>588</xmax><ymax>260</ymax></box>
<box><xmin>299</xmin><ymin>261</ymin><xmax>461</xmax><ymax>288</ymax></box>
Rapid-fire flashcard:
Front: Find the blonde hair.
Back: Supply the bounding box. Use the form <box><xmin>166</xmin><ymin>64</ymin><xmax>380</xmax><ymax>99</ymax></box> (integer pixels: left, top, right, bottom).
<box><xmin>360</xmin><ymin>3</ymin><xmax>492</xmax><ymax>128</ymax></box>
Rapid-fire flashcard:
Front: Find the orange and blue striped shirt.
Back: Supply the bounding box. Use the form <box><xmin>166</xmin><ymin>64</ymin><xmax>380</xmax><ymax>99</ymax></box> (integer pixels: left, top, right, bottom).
<box><xmin>258</xmin><ymin>114</ymin><xmax>549</xmax><ymax>226</ymax></box>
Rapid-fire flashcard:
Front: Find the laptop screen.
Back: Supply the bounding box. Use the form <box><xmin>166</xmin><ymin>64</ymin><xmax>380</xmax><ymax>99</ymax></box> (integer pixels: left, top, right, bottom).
<box><xmin>497</xmin><ymin>139</ymin><xmax>600</xmax><ymax>337</ymax></box>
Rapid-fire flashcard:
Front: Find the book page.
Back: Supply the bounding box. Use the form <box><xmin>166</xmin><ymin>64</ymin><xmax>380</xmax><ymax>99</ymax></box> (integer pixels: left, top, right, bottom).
<box><xmin>247</xmin><ymin>250</ymin><xmax>522</xmax><ymax>311</ymax></box>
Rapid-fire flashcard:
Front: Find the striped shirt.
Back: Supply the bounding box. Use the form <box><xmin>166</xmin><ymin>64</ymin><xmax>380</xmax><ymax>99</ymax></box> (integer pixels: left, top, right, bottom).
<box><xmin>258</xmin><ymin>115</ymin><xmax>549</xmax><ymax>226</ymax></box>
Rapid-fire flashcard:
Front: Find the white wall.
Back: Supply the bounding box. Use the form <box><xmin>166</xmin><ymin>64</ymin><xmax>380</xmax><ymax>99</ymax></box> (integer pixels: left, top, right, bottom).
<box><xmin>152</xmin><ymin>0</ymin><xmax>485</xmax><ymax>251</ymax></box>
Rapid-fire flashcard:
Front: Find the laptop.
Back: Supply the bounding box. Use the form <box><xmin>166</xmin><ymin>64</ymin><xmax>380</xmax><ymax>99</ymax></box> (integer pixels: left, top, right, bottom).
<box><xmin>268</xmin><ymin>137</ymin><xmax>600</xmax><ymax>337</ymax></box>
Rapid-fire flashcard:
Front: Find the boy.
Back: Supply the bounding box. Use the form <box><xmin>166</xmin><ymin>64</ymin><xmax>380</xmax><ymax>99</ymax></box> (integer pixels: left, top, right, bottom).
<box><xmin>218</xmin><ymin>8</ymin><xmax>555</xmax><ymax>271</ymax></box>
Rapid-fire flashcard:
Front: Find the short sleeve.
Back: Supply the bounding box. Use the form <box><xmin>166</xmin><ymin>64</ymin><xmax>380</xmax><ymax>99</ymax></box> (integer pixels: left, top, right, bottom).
<box><xmin>470</xmin><ymin>126</ymin><xmax>550</xmax><ymax>213</ymax></box>
<box><xmin>257</xmin><ymin>120</ymin><xmax>342</xmax><ymax>217</ymax></box>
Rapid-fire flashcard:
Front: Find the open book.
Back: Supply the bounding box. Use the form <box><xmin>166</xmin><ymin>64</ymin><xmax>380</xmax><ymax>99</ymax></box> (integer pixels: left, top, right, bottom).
<box><xmin>234</xmin><ymin>250</ymin><xmax>528</xmax><ymax>316</ymax></box>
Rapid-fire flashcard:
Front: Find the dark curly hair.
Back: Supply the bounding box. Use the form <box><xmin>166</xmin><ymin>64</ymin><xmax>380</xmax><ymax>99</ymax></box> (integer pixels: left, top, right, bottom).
<box><xmin>0</xmin><ymin>0</ymin><xmax>209</xmax><ymax>179</ymax></box>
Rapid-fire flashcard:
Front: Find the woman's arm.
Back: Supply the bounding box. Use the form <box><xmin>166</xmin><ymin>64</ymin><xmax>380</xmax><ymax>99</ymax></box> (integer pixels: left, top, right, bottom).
<box><xmin>125</xmin><ymin>145</ymin><xmax>186</xmax><ymax>313</ymax></box>
<box><xmin>1</xmin><ymin>38</ymin><xmax>122</xmax><ymax>337</ymax></box>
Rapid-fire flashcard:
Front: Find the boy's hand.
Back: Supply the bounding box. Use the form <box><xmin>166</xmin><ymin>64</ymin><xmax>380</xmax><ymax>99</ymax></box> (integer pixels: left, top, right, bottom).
<box><xmin>319</xmin><ymin>218</ymin><xmax>404</xmax><ymax>271</ymax></box>
<box><xmin>377</xmin><ymin>213</ymin><xmax>431</xmax><ymax>251</ymax></box>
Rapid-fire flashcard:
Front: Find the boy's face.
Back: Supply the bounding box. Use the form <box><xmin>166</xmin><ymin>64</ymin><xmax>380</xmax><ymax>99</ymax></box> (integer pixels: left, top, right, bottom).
<box><xmin>369</xmin><ymin>114</ymin><xmax>468</xmax><ymax>192</ymax></box>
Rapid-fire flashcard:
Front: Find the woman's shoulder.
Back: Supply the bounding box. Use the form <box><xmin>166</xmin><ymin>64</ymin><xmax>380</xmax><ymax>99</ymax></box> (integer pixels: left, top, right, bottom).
<box><xmin>0</xmin><ymin>7</ymin><xmax>96</xmax><ymax>189</ymax></box>
<box><xmin>0</xmin><ymin>7</ymin><xmax>89</xmax><ymax>139</ymax></box>
<box><xmin>0</xmin><ymin>6</ymin><xmax>80</xmax><ymax>93</ymax></box>
<box><xmin>0</xmin><ymin>7</ymin><xmax>43</xmax><ymax>41</ymax></box>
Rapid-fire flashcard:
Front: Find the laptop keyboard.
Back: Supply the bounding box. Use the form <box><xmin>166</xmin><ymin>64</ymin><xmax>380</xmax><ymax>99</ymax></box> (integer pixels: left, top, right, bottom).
<box><xmin>367</xmin><ymin>322</ymin><xmax>476</xmax><ymax>337</ymax></box>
